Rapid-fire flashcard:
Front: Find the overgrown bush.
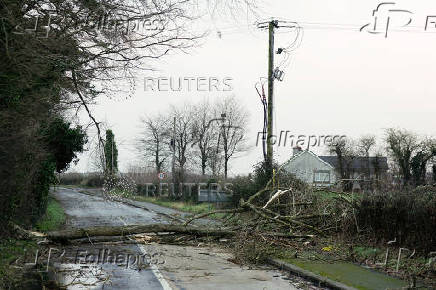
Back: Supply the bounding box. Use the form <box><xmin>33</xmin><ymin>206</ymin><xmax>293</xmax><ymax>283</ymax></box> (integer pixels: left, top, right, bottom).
<box><xmin>59</xmin><ymin>173</ymin><xmax>85</xmax><ymax>185</ymax></box>
<box><xmin>229</xmin><ymin>174</ymin><xmax>257</xmax><ymax>206</ymax></box>
<box><xmin>59</xmin><ymin>173</ymin><xmax>105</xmax><ymax>187</ymax></box>
<box><xmin>81</xmin><ymin>174</ymin><xmax>105</xmax><ymax>187</ymax></box>
<box><xmin>229</xmin><ymin>161</ymin><xmax>309</xmax><ymax>207</ymax></box>
<box><xmin>229</xmin><ymin>161</ymin><xmax>272</xmax><ymax>206</ymax></box>
<box><xmin>354</xmin><ymin>187</ymin><xmax>436</xmax><ymax>252</ymax></box>
<box><xmin>0</xmin><ymin>115</ymin><xmax>86</xmax><ymax>236</ymax></box>
<box><xmin>136</xmin><ymin>184</ymin><xmax>148</xmax><ymax>196</ymax></box>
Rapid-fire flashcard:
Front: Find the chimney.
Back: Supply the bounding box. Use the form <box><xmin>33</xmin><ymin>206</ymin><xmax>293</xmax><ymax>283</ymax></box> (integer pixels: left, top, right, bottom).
<box><xmin>292</xmin><ymin>146</ymin><xmax>302</xmax><ymax>157</ymax></box>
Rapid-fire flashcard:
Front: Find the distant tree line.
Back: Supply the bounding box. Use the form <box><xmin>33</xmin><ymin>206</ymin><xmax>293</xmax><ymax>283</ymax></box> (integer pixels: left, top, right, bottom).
<box><xmin>327</xmin><ymin>128</ymin><xmax>436</xmax><ymax>191</ymax></box>
<box><xmin>136</xmin><ymin>96</ymin><xmax>248</xmax><ymax>184</ymax></box>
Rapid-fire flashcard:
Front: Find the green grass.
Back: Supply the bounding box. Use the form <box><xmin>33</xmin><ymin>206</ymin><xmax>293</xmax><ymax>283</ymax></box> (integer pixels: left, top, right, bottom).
<box><xmin>353</xmin><ymin>246</ymin><xmax>382</xmax><ymax>257</ymax></box>
<box><xmin>274</xmin><ymin>240</ymin><xmax>433</xmax><ymax>289</ymax></box>
<box><xmin>0</xmin><ymin>239</ymin><xmax>38</xmax><ymax>288</ymax></box>
<box><xmin>279</xmin><ymin>257</ymin><xmax>408</xmax><ymax>290</ymax></box>
<box><xmin>130</xmin><ymin>196</ymin><xmax>226</xmax><ymax>218</ymax></box>
<box><xmin>314</xmin><ymin>190</ymin><xmax>361</xmax><ymax>205</ymax></box>
<box><xmin>0</xmin><ymin>197</ymin><xmax>63</xmax><ymax>286</ymax></box>
<box><xmin>0</xmin><ymin>197</ymin><xmax>65</xmax><ymax>287</ymax></box>
<box><xmin>35</xmin><ymin>197</ymin><xmax>66</xmax><ymax>232</ymax></box>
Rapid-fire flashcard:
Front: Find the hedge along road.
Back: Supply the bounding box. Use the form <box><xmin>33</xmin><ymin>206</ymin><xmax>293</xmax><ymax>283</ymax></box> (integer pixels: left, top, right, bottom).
<box><xmin>50</xmin><ymin>187</ymin><xmax>305</xmax><ymax>289</ymax></box>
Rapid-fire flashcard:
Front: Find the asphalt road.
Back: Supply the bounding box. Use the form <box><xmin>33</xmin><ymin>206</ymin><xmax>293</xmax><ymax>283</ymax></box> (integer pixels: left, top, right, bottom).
<box><xmin>51</xmin><ymin>187</ymin><xmax>311</xmax><ymax>289</ymax></box>
<box><xmin>54</xmin><ymin>187</ymin><xmax>168</xmax><ymax>228</ymax></box>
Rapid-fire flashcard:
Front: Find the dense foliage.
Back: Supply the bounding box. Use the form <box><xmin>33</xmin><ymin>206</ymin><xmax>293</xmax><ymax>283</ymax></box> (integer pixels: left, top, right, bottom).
<box><xmin>0</xmin><ymin>115</ymin><xmax>86</xmax><ymax>230</ymax></box>
<box><xmin>42</xmin><ymin>117</ymin><xmax>87</xmax><ymax>173</ymax></box>
<box><xmin>230</xmin><ymin>161</ymin><xmax>308</xmax><ymax>206</ymax></box>
<box><xmin>0</xmin><ymin>0</ymin><xmax>199</xmax><ymax>235</ymax></box>
<box><xmin>355</xmin><ymin>186</ymin><xmax>436</xmax><ymax>252</ymax></box>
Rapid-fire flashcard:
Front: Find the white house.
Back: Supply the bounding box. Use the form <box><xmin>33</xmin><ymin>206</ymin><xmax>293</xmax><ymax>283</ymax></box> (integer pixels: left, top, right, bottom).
<box><xmin>282</xmin><ymin>147</ymin><xmax>389</xmax><ymax>189</ymax></box>
<box><xmin>282</xmin><ymin>148</ymin><xmax>336</xmax><ymax>187</ymax></box>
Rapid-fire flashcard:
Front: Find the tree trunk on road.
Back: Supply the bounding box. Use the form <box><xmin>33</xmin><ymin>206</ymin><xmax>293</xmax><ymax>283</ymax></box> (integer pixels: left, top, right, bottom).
<box><xmin>46</xmin><ymin>224</ymin><xmax>235</xmax><ymax>243</ymax></box>
<box><xmin>45</xmin><ymin>223</ymin><xmax>314</xmax><ymax>244</ymax></box>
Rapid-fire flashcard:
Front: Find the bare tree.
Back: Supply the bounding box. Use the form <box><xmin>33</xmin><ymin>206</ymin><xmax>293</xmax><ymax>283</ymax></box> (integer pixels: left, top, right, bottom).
<box><xmin>137</xmin><ymin>114</ymin><xmax>170</xmax><ymax>174</ymax></box>
<box><xmin>358</xmin><ymin>135</ymin><xmax>376</xmax><ymax>157</ymax></box>
<box><xmin>191</xmin><ymin>100</ymin><xmax>220</xmax><ymax>176</ymax></box>
<box><xmin>372</xmin><ymin>148</ymin><xmax>386</xmax><ymax>191</ymax></box>
<box><xmin>386</xmin><ymin>128</ymin><xmax>436</xmax><ymax>187</ymax></box>
<box><xmin>410</xmin><ymin>138</ymin><xmax>436</xmax><ymax>186</ymax></box>
<box><xmin>357</xmin><ymin>135</ymin><xmax>376</xmax><ymax>181</ymax></box>
<box><xmin>328</xmin><ymin>137</ymin><xmax>356</xmax><ymax>191</ymax></box>
<box><xmin>216</xmin><ymin>96</ymin><xmax>248</xmax><ymax>179</ymax></box>
<box><xmin>208</xmin><ymin>140</ymin><xmax>224</xmax><ymax>177</ymax></box>
<box><xmin>171</xmin><ymin>103</ymin><xmax>195</xmax><ymax>187</ymax></box>
<box><xmin>385</xmin><ymin>128</ymin><xmax>419</xmax><ymax>187</ymax></box>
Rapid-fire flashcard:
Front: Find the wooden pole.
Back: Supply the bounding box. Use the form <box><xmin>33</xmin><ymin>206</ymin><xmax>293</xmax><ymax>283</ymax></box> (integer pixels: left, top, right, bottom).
<box><xmin>267</xmin><ymin>20</ymin><xmax>276</xmax><ymax>176</ymax></box>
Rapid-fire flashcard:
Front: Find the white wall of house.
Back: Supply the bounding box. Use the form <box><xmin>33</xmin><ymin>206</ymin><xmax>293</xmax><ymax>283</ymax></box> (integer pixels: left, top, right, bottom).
<box><xmin>282</xmin><ymin>151</ymin><xmax>336</xmax><ymax>186</ymax></box>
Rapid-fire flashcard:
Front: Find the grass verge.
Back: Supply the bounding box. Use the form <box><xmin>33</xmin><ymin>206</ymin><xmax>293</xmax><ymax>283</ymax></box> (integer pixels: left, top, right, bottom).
<box><xmin>1</xmin><ymin>196</ymin><xmax>65</xmax><ymax>287</ymax></box>
<box><xmin>278</xmin><ymin>257</ymin><xmax>408</xmax><ymax>290</ymax></box>
<box><xmin>272</xmin><ymin>237</ymin><xmax>433</xmax><ymax>289</ymax></box>
<box><xmin>36</xmin><ymin>196</ymin><xmax>66</xmax><ymax>232</ymax></box>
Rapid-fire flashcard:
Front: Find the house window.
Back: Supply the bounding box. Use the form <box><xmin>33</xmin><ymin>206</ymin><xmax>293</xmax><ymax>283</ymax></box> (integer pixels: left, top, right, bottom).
<box><xmin>313</xmin><ymin>170</ymin><xmax>330</xmax><ymax>183</ymax></box>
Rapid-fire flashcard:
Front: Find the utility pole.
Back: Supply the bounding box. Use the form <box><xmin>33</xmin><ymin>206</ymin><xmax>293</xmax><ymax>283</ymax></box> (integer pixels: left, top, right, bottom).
<box><xmin>267</xmin><ymin>20</ymin><xmax>278</xmax><ymax>176</ymax></box>
<box><xmin>257</xmin><ymin>20</ymin><xmax>302</xmax><ymax>177</ymax></box>
<box><xmin>171</xmin><ymin>116</ymin><xmax>176</xmax><ymax>187</ymax></box>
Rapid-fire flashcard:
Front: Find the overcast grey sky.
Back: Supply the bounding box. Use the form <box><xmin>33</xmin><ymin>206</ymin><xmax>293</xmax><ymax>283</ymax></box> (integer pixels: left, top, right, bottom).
<box><xmin>71</xmin><ymin>0</ymin><xmax>436</xmax><ymax>176</ymax></box>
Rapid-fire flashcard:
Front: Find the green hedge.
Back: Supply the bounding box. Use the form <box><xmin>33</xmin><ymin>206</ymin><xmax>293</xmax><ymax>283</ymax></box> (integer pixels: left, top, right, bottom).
<box><xmin>355</xmin><ymin>187</ymin><xmax>436</xmax><ymax>252</ymax></box>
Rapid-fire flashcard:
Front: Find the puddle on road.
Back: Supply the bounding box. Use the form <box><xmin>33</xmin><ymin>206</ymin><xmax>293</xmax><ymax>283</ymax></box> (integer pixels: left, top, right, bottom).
<box><xmin>44</xmin><ymin>242</ymin><xmax>166</xmax><ymax>289</ymax></box>
<box><xmin>52</xmin><ymin>263</ymin><xmax>109</xmax><ymax>289</ymax></box>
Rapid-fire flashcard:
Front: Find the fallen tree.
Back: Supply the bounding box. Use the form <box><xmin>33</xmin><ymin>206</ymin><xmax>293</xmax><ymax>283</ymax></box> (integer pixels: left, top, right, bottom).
<box><xmin>45</xmin><ymin>166</ymin><xmax>356</xmax><ymax>246</ymax></box>
<box><xmin>45</xmin><ymin>223</ymin><xmax>316</xmax><ymax>244</ymax></box>
<box><xmin>57</xmin><ymin>173</ymin><xmax>349</xmax><ymax>244</ymax></box>
<box><xmin>183</xmin><ymin>179</ymin><xmax>348</xmax><ymax>237</ymax></box>
<box><xmin>46</xmin><ymin>224</ymin><xmax>235</xmax><ymax>243</ymax></box>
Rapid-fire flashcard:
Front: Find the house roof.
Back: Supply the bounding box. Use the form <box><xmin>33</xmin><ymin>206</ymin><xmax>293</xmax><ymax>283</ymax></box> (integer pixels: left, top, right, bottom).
<box><xmin>318</xmin><ymin>156</ymin><xmax>388</xmax><ymax>172</ymax></box>
<box><xmin>283</xmin><ymin>150</ymin><xmax>335</xmax><ymax>170</ymax></box>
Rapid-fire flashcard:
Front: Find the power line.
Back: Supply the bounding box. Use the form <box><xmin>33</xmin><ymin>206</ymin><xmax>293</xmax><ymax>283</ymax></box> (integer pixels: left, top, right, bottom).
<box><xmin>213</xmin><ymin>20</ymin><xmax>436</xmax><ymax>36</ymax></box>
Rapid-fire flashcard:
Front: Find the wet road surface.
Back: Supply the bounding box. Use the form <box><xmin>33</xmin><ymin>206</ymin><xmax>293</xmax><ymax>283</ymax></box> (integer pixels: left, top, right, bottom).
<box><xmin>55</xmin><ymin>187</ymin><xmax>167</xmax><ymax>228</ymax></box>
<box><xmin>51</xmin><ymin>187</ymin><xmax>312</xmax><ymax>289</ymax></box>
